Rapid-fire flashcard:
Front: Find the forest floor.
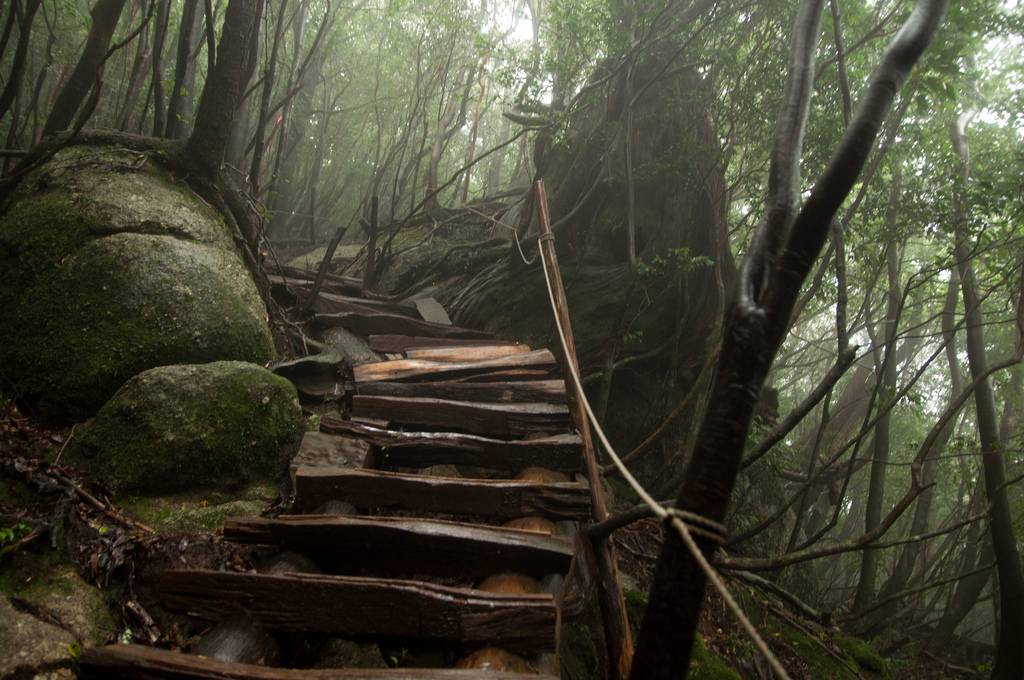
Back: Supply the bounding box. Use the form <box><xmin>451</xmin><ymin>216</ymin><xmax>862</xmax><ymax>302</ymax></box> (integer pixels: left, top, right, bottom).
<box><xmin>0</xmin><ymin>385</ymin><xmax>987</xmax><ymax>679</ymax></box>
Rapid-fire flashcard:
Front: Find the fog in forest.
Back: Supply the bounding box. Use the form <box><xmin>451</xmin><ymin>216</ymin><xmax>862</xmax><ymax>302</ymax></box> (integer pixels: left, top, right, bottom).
<box><xmin>0</xmin><ymin>0</ymin><xmax>1022</xmax><ymax>678</ymax></box>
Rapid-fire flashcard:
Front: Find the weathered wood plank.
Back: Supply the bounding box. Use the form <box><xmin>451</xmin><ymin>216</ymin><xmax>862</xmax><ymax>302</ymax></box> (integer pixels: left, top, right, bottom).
<box><xmin>159</xmin><ymin>571</ymin><xmax>557</xmax><ymax>653</ymax></box>
<box><xmin>404</xmin><ymin>345</ymin><xmax>532</xmax><ymax>362</ymax></box>
<box><xmin>356</xmin><ymin>380</ymin><xmax>566</xmax><ymax>404</ymax></box>
<box><xmin>293</xmin><ymin>467</ymin><xmax>591</xmax><ymax>519</ymax></box>
<box><xmin>222</xmin><ymin>515</ymin><xmax>574</xmax><ymax>579</ymax></box>
<box><xmin>310</xmin><ymin>291</ymin><xmax>422</xmax><ymax>319</ymax></box>
<box><xmin>454</xmin><ymin>369</ymin><xmax>554</xmax><ymax>382</ymax></box>
<box><xmin>352</xmin><ymin>395</ymin><xmax>570</xmax><ymax>438</ymax></box>
<box><xmin>314</xmin><ymin>312</ymin><xmax>494</xmax><ymax>341</ymax></box>
<box><xmin>353</xmin><ymin>350</ymin><xmax>556</xmax><ymax>383</ymax></box>
<box><xmin>290</xmin><ymin>432</ymin><xmax>369</xmax><ymax>477</ymax></box>
<box><xmin>319</xmin><ymin>418</ymin><xmax>583</xmax><ymax>473</ymax></box>
<box><xmin>367</xmin><ymin>335</ymin><xmax>517</xmax><ymax>353</ymax></box>
<box><xmin>81</xmin><ymin>645</ymin><xmax>558</xmax><ymax>679</ymax></box>
<box><xmin>268</xmin><ymin>270</ymin><xmax>364</xmax><ymax>296</ymax></box>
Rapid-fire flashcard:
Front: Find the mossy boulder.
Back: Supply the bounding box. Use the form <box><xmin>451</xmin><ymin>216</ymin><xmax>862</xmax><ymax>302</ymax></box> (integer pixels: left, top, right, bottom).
<box><xmin>0</xmin><ymin>145</ymin><xmax>275</xmax><ymax>417</ymax></box>
<box><xmin>66</xmin><ymin>362</ymin><xmax>303</xmax><ymax>494</ymax></box>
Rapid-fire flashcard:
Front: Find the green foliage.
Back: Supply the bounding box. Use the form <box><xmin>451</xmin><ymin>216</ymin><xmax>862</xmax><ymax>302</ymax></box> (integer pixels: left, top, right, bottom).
<box><xmin>0</xmin><ymin>522</ymin><xmax>32</xmax><ymax>550</ymax></box>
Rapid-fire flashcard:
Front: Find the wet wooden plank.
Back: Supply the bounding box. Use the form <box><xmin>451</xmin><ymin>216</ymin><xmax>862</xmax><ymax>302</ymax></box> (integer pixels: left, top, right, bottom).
<box><xmin>81</xmin><ymin>645</ymin><xmax>559</xmax><ymax>679</ymax></box>
<box><xmin>222</xmin><ymin>515</ymin><xmax>574</xmax><ymax>579</ymax></box>
<box><xmin>367</xmin><ymin>335</ymin><xmax>517</xmax><ymax>354</ymax></box>
<box><xmin>319</xmin><ymin>418</ymin><xmax>583</xmax><ymax>473</ymax></box>
<box><xmin>310</xmin><ymin>291</ymin><xmax>422</xmax><ymax>319</ymax></box>
<box><xmin>353</xmin><ymin>350</ymin><xmax>556</xmax><ymax>383</ymax></box>
<box><xmin>404</xmin><ymin>345</ymin><xmax>532</xmax><ymax>362</ymax></box>
<box><xmin>290</xmin><ymin>432</ymin><xmax>369</xmax><ymax>477</ymax></box>
<box><xmin>453</xmin><ymin>369</ymin><xmax>554</xmax><ymax>382</ymax></box>
<box><xmin>352</xmin><ymin>395</ymin><xmax>570</xmax><ymax>438</ymax></box>
<box><xmin>268</xmin><ymin>270</ymin><xmax>363</xmax><ymax>296</ymax></box>
<box><xmin>159</xmin><ymin>571</ymin><xmax>558</xmax><ymax>653</ymax></box>
<box><xmin>79</xmin><ymin>647</ymin><xmax>557</xmax><ymax>675</ymax></box>
<box><xmin>314</xmin><ymin>312</ymin><xmax>494</xmax><ymax>341</ymax></box>
<box><xmin>356</xmin><ymin>380</ymin><xmax>566</xmax><ymax>404</ymax></box>
<box><xmin>294</xmin><ymin>467</ymin><xmax>591</xmax><ymax>519</ymax></box>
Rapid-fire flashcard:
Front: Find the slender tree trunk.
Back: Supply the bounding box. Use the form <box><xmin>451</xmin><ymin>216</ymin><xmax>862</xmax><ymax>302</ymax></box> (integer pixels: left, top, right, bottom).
<box><xmin>0</xmin><ymin>0</ymin><xmax>44</xmax><ymax>124</ymax></box>
<box><xmin>951</xmin><ymin>109</ymin><xmax>1024</xmax><ymax>678</ymax></box>
<box><xmin>149</xmin><ymin>0</ymin><xmax>172</xmax><ymax>136</ymax></box>
<box><xmin>853</xmin><ymin>204</ymin><xmax>901</xmax><ymax>612</ymax></box>
<box><xmin>164</xmin><ymin>0</ymin><xmax>201</xmax><ymax>137</ymax></box>
<box><xmin>248</xmin><ymin>0</ymin><xmax>288</xmax><ymax>192</ymax></box>
<box><xmin>873</xmin><ymin>273</ymin><xmax>964</xmax><ymax>616</ymax></box>
<box><xmin>42</xmin><ymin>0</ymin><xmax>128</xmax><ymax>136</ymax></box>
<box><xmin>117</xmin><ymin>0</ymin><xmax>152</xmax><ymax>130</ymax></box>
<box><xmin>185</xmin><ymin>0</ymin><xmax>262</xmax><ymax>181</ymax></box>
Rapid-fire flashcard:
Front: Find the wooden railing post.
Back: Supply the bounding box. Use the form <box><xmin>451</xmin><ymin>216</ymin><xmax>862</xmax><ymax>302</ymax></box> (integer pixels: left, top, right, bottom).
<box><xmin>534</xmin><ymin>179</ymin><xmax>634</xmax><ymax>680</ymax></box>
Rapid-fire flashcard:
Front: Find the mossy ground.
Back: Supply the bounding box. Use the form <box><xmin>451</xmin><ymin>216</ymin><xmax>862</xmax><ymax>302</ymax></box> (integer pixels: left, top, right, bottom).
<box><xmin>0</xmin><ymin>145</ymin><xmax>274</xmax><ymax>417</ymax></box>
<box><xmin>118</xmin><ymin>482</ymin><xmax>278</xmax><ymax>533</ymax></box>
<box><xmin>66</xmin><ymin>361</ymin><xmax>304</xmax><ymax>494</ymax></box>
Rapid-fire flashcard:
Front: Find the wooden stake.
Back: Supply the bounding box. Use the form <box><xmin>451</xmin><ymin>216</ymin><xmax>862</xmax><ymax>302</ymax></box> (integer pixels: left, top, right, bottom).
<box><xmin>534</xmin><ymin>179</ymin><xmax>634</xmax><ymax>680</ymax></box>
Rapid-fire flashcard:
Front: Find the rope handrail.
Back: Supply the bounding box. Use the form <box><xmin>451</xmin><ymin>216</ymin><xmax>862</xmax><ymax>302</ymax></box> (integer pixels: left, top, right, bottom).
<box><xmin>532</xmin><ymin>179</ymin><xmax>792</xmax><ymax>680</ymax></box>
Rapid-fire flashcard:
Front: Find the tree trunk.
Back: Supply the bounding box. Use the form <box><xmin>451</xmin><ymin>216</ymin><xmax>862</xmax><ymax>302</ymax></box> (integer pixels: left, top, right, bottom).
<box><xmin>0</xmin><ymin>0</ymin><xmax>44</xmax><ymax>124</ymax></box>
<box><xmin>853</xmin><ymin>210</ymin><xmax>901</xmax><ymax>613</ymax></box>
<box><xmin>42</xmin><ymin>0</ymin><xmax>128</xmax><ymax>136</ymax></box>
<box><xmin>248</xmin><ymin>0</ymin><xmax>288</xmax><ymax>192</ymax></box>
<box><xmin>951</xmin><ymin>109</ymin><xmax>1024</xmax><ymax>678</ymax></box>
<box><xmin>164</xmin><ymin>0</ymin><xmax>202</xmax><ymax>138</ymax></box>
<box><xmin>185</xmin><ymin>0</ymin><xmax>262</xmax><ymax>181</ymax></box>
<box><xmin>150</xmin><ymin>0</ymin><xmax>172</xmax><ymax>137</ymax></box>
<box><xmin>116</xmin><ymin>0</ymin><xmax>151</xmax><ymax>130</ymax></box>
<box><xmin>871</xmin><ymin>272</ymin><xmax>964</xmax><ymax>622</ymax></box>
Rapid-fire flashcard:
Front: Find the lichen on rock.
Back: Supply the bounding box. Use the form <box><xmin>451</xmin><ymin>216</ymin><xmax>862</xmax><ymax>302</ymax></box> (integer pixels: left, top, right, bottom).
<box><xmin>0</xmin><ymin>144</ymin><xmax>275</xmax><ymax>417</ymax></box>
<box><xmin>66</xmin><ymin>361</ymin><xmax>304</xmax><ymax>494</ymax></box>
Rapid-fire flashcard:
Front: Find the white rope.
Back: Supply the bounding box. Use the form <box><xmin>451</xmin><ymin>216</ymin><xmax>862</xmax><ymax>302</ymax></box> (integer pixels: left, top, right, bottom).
<box><xmin>537</xmin><ymin>241</ymin><xmax>792</xmax><ymax>680</ymax></box>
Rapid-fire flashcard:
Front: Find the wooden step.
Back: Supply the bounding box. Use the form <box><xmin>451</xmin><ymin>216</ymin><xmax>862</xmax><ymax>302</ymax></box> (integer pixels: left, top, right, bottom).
<box><xmin>368</xmin><ymin>335</ymin><xmax>518</xmax><ymax>354</ymax></box>
<box><xmin>223</xmin><ymin>515</ymin><xmax>574</xmax><ymax>579</ymax></box>
<box><xmin>294</xmin><ymin>467</ymin><xmax>590</xmax><ymax>519</ymax></box>
<box><xmin>159</xmin><ymin>571</ymin><xmax>558</xmax><ymax>654</ymax></box>
<box><xmin>319</xmin><ymin>418</ymin><xmax>583</xmax><ymax>473</ymax></box>
<box><xmin>404</xmin><ymin>344</ymin><xmax>532</xmax><ymax>362</ymax></box>
<box><xmin>357</xmin><ymin>379</ymin><xmax>566</xmax><ymax>404</ymax></box>
<box><xmin>81</xmin><ymin>645</ymin><xmax>557</xmax><ymax>678</ymax></box>
<box><xmin>352</xmin><ymin>396</ymin><xmax>569</xmax><ymax>438</ymax></box>
<box><xmin>353</xmin><ymin>350</ymin><xmax>556</xmax><ymax>383</ymax></box>
<box><xmin>314</xmin><ymin>312</ymin><xmax>494</xmax><ymax>341</ymax></box>
<box><xmin>290</xmin><ymin>432</ymin><xmax>369</xmax><ymax>477</ymax></box>
<box><xmin>80</xmin><ymin>643</ymin><xmax>557</xmax><ymax>675</ymax></box>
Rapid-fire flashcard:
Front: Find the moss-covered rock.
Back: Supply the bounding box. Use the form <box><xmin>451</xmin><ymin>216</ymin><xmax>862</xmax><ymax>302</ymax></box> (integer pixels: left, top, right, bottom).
<box><xmin>0</xmin><ymin>546</ymin><xmax>114</xmax><ymax>678</ymax></box>
<box><xmin>836</xmin><ymin>635</ymin><xmax>887</xmax><ymax>674</ymax></box>
<box><xmin>66</xmin><ymin>362</ymin><xmax>303</xmax><ymax>494</ymax></box>
<box><xmin>0</xmin><ymin>145</ymin><xmax>274</xmax><ymax>417</ymax></box>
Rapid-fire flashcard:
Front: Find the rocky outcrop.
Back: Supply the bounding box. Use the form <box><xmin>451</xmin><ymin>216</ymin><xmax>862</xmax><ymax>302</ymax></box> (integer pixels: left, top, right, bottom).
<box><xmin>0</xmin><ymin>144</ymin><xmax>275</xmax><ymax>417</ymax></box>
<box><xmin>66</xmin><ymin>361</ymin><xmax>304</xmax><ymax>494</ymax></box>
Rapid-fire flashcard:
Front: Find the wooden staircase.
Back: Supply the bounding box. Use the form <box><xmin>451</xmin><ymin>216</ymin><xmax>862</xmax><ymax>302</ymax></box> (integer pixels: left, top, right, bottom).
<box><xmin>79</xmin><ymin>272</ymin><xmax>599</xmax><ymax>679</ymax></box>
